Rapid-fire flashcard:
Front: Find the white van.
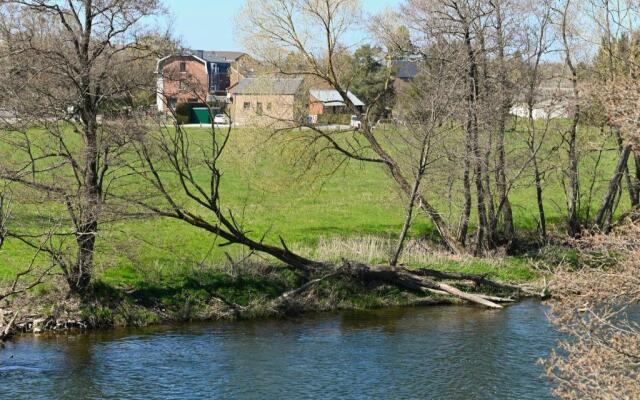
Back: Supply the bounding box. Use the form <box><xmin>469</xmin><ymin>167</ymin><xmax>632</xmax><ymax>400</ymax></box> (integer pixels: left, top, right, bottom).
<box><xmin>350</xmin><ymin>115</ymin><xmax>362</xmax><ymax>129</ymax></box>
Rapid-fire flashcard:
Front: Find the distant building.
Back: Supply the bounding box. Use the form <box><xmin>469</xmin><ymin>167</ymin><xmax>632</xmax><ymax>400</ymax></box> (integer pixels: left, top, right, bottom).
<box><xmin>155</xmin><ymin>50</ymin><xmax>249</xmax><ymax>112</ymax></box>
<box><xmin>509</xmin><ymin>100</ymin><xmax>571</xmax><ymax>120</ymax></box>
<box><xmin>308</xmin><ymin>89</ymin><xmax>365</xmax><ymax>120</ymax></box>
<box><xmin>510</xmin><ymin>65</ymin><xmax>574</xmax><ymax>120</ymax></box>
<box><xmin>229</xmin><ymin>77</ymin><xmax>305</xmax><ymax>127</ymax></box>
<box><xmin>390</xmin><ymin>58</ymin><xmax>420</xmax><ymax>119</ymax></box>
<box><xmin>392</xmin><ymin>59</ymin><xmax>419</xmax><ymax>82</ymax></box>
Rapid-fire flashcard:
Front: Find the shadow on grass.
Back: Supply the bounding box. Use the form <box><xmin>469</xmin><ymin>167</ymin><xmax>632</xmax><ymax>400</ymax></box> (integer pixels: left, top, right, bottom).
<box><xmin>93</xmin><ymin>268</ymin><xmax>299</xmax><ymax>308</ymax></box>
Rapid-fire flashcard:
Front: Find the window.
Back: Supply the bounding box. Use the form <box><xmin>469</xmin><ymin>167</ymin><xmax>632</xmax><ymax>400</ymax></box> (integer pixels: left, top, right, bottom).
<box><xmin>256</xmin><ymin>102</ymin><xmax>263</xmax><ymax>114</ymax></box>
<box><xmin>243</xmin><ymin>102</ymin><xmax>251</xmax><ymax>110</ymax></box>
<box><xmin>179</xmin><ymin>62</ymin><xmax>186</xmax><ymax>72</ymax></box>
<box><xmin>179</xmin><ymin>80</ymin><xmax>189</xmax><ymax>91</ymax></box>
<box><xmin>209</xmin><ymin>63</ymin><xmax>231</xmax><ymax>92</ymax></box>
<box><xmin>267</xmin><ymin>103</ymin><xmax>272</xmax><ymax>111</ymax></box>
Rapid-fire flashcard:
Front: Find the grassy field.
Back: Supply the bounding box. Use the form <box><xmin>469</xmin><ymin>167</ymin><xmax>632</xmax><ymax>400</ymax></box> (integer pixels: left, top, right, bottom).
<box><xmin>0</xmin><ymin>120</ymin><xmax>628</xmax><ymax>298</ymax></box>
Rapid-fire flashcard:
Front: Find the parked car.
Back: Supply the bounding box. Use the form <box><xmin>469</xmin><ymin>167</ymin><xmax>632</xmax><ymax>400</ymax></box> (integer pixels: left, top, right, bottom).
<box><xmin>350</xmin><ymin>115</ymin><xmax>362</xmax><ymax>129</ymax></box>
<box><xmin>214</xmin><ymin>114</ymin><xmax>231</xmax><ymax>125</ymax></box>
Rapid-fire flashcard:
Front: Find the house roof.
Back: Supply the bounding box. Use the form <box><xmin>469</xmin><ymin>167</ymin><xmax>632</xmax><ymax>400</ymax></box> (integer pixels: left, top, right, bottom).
<box><xmin>309</xmin><ymin>89</ymin><xmax>365</xmax><ymax>107</ymax></box>
<box><xmin>231</xmin><ymin>77</ymin><xmax>304</xmax><ymax>95</ymax></box>
<box><xmin>156</xmin><ymin>51</ymin><xmax>245</xmax><ymax>73</ymax></box>
<box><xmin>392</xmin><ymin>60</ymin><xmax>419</xmax><ymax>80</ymax></box>
<box><xmin>195</xmin><ymin>50</ymin><xmax>245</xmax><ymax>63</ymax></box>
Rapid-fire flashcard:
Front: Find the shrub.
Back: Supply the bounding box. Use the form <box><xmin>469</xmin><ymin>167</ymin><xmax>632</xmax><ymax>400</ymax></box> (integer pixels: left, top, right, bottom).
<box><xmin>316</xmin><ymin>113</ymin><xmax>351</xmax><ymax>125</ymax></box>
<box><xmin>176</xmin><ymin>114</ymin><xmax>190</xmax><ymax>125</ymax></box>
<box><xmin>175</xmin><ymin>102</ymin><xmax>193</xmax><ymax>125</ymax></box>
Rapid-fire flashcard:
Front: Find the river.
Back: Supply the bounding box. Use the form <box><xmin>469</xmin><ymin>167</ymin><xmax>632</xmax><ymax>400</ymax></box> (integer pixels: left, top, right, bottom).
<box><xmin>0</xmin><ymin>300</ymin><xmax>559</xmax><ymax>399</ymax></box>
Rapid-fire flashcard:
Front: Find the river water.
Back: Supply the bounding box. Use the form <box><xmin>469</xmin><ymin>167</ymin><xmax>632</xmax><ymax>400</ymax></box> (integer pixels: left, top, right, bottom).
<box><xmin>0</xmin><ymin>300</ymin><xmax>559</xmax><ymax>399</ymax></box>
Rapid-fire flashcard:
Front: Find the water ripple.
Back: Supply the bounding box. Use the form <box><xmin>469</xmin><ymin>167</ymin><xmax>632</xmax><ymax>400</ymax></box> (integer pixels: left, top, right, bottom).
<box><xmin>0</xmin><ymin>301</ymin><xmax>559</xmax><ymax>400</ymax></box>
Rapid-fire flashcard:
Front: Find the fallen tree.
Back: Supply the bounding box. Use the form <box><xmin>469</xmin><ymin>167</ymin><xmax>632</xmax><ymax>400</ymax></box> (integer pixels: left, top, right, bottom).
<box><xmin>122</xmin><ymin>110</ymin><xmax>526</xmax><ymax>311</ymax></box>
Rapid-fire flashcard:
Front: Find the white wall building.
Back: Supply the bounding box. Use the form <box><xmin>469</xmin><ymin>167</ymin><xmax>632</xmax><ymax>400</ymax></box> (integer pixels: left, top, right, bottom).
<box><xmin>510</xmin><ymin>99</ymin><xmax>570</xmax><ymax>120</ymax></box>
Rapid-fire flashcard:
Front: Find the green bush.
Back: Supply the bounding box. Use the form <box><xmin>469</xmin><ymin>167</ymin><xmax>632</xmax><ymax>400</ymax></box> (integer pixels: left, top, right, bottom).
<box><xmin>176</xmin><ymin>114</ymin><xmax>190</xmax><ymax>125</ymax></box>
<box><xmin>316</xmin><ymin>113</ymin><xmax>351</xmax><ymax>125</ymax></box>
<box><xmin>175</xmin><ymin>102</ymin><xmax>193</xmax><ymax>125</ymax></box>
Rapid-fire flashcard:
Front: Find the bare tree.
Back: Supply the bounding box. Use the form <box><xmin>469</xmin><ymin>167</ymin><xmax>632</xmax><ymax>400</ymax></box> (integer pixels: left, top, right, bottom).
<box><xmin>390</xmin><ymin>52</ymin><xmax>464</xmax><ymax>265</ymax></box>
<box><xmin>553</xmin><ymin>0</ymin><xmax>583</xmax><ymax>236</ymax></box>
<box><xmin>519</xmin><ymin>0</ymin><xmax>556</xmax><ymax>242</ymax></box>
<box><xmin>593</xmin><ymin>72</ymin><xmax>640</xmax><ymax>229</ymax></box>
<box><xmin>397</xmin><ymin>0</ymin><xmax>524</xmax><ymax>252</ymax></box>
<box><xmin>238</xmin><ymin>0</ymin><xmax>467</xmax><ymax>254</ymax></box>
<box><xmin>490</xmin><ymin>0</ymin><xmax>516</xmax><ymax>244</ymax></box>
<box><xmin>546</xmin><ymin>221</ymin><xmax>640</xmax><ymax>399</ymax></box>
<box><xmin>0</xmin><ymin>186</ymin><xmax>57</xmax><ymax>340</ymax></box>
<box><xmin>120</xmin><ymin>87</ymin><xmax>525</xmax><ymax>309</ymax></box>
<box><xmin>0</xmin><ymin>0</ymin><xmax>166</xmax><ymax>296</ymax></box>
<box><xmin>584</xmin><ymin>0</ymin><xmax>640</xmax><ymax>230</ymax></box>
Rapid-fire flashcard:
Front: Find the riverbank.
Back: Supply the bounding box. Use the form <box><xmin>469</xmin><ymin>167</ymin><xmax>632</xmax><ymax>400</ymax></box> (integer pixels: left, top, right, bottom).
<box><xmin>0</xmin><ymin>124</ymin><xmax>610</xmax><ymax>340</ymax></box>
<box><xmin>0</xmin><ymin>248</ymin><xmax>547</xmax><ymax>341</ymax></box>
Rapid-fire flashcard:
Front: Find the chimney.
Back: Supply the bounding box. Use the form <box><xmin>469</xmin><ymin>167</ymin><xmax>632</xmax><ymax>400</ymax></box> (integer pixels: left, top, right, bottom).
<box><xmin>196</xmin><ymin>50</ymin><xmax>204</xmax><ymax>59</ymax></box>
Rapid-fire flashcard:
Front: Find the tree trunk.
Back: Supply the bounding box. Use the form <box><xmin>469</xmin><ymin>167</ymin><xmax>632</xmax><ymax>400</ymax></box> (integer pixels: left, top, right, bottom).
<box><xmin>463</xmin><ymin>27</ymin><xmax>488</xmax><ymax>254</ymax></box>
<box><xmin>484</xmin><ymin>133</ymin><xmax>497</xmax><ymax>246</ymax></box>
<box><xmin>594</xmin><ymin>145</ymin><xmax>632</xmax><ymax>229</ymax></box>
<box><xmin>566</xmin><ymin>125</ymin><xmax>580</xmax><ymax>236</ymax></box>
<box><xmin>474</xmin><ymin>140</ymin><xmax>489</xmax><ymax>255</ymax></box>
<box><xmin>533</xmin><ymin>157</ymin><xmax>547</xmax><ymax>243</ymax></box>
<box><xmin>493</xmin><ymin>0</ymin><xmax>514</xmax><ymax>244</ymax></box>
<box><xmin>561</xmin><ymin>5</ymin><xmax>581</xmax><ymax>237</ymax></box>
<box><xmin>391</xmin><ymin>175</ymin><xmax>422</xmax><ymax>266</ymax></box>
<box><xmin>459</xmin><ymin>151</ymin><xmax>472</xmax><ymax>246</ymax></box>
<box><xmin>69</xmin><ymin>222</ymin><xmax>96</xmax><ymax>295</ymax></box>
<box><xmin>69</xmin><ymin>101</ymin><xmax>100</xmax><ymax>295</ymax></box>
<box><xmin>632</xmin><ymin>152</ymin><xmax>640</xmax><ymax>207</ymax></box>
<box><xmin>615</xmin><ymin>131</ymin><xmax>636</xmax><ymax>207</ymax></box>
<box><xmin>359</xmin><ymin>126</ymin><xmax>466</xmax><ymax>255</ymax></box>
<box><xmin>478</xmin><ymin>25</ymin><xmax>497</xmax><ymax>247</ymax></box>
<box><xmin>69</xmin><ymin>19</ymin><xmax>100</xmax><ymax>295</ymax></box>
<box><xmin>169</xmin><ymin>210</ymin><xmax>518</xmax><ymax>310</ymax></box>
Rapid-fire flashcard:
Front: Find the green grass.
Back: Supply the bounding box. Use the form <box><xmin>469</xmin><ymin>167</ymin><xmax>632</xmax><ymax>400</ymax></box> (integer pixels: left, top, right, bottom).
<box><xmin>0</xmin><ymin>119</ymin><xmax>630</xmax><ymax>293</ymax></box>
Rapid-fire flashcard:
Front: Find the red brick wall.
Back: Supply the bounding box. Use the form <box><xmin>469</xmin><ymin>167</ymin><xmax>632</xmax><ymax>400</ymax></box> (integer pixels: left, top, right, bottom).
<box><xmin>160</xmin><ymin>56</ymin><xmax>209</xmax><ymax>108</ymax></box>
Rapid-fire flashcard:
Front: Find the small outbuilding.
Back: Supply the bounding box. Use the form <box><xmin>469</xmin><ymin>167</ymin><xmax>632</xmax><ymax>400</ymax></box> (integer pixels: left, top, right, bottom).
<box><xmin>309</xmin><ymin>89</ymin><xmax>365</xmax><ymax>117</ymax></box>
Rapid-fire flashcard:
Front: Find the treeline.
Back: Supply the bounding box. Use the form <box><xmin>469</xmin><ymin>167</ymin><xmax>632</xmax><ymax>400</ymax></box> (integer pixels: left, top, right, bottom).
<box><xmin>240</xmin><ymin>0</ymin><xmax>640</xmax><ymax>254</ymax></box>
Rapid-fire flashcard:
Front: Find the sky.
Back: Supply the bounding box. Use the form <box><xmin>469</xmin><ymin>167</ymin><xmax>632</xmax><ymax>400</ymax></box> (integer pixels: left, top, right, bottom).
<box><xmin>163</xmin><ymin>0</ymin><xmax>402</xmax><ymax>51</ymax></box>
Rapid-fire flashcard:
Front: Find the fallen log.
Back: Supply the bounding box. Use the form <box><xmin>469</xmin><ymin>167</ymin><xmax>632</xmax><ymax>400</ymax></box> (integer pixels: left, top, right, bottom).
<box><xmin>427</xmin><ymin>282</ymin><xmax>502</xmax><ymax>309</ymax></box>
<box><xmin>411</xmin><ymin>268</ymin><xmax>526</xmax><ymax>294</ymax></box>
<box><xmin>293</xmin><ymin>262</ymin><xmax>515</xmax><ymax>309</ymax></box>
<box><xmin>261</xmin><ymin>261</ymin><xmax>517</xmax><ymax>312</ymax></box>
<box><xmin>426</xmin><ymin>288</ymin><xmax>514</xmax><ymax>303</ymax></box>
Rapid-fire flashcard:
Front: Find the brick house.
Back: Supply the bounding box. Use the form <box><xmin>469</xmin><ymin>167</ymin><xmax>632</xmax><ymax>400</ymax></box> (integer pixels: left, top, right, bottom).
<box><xmin>229</xmin><ymin>77</ymin><xmax>304</xmax><ymax>127</ymax></box>
<box><xmin>156</xmin><ymin>50</ymin><xmax>248</xmax><ymax>112</ymax></box>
